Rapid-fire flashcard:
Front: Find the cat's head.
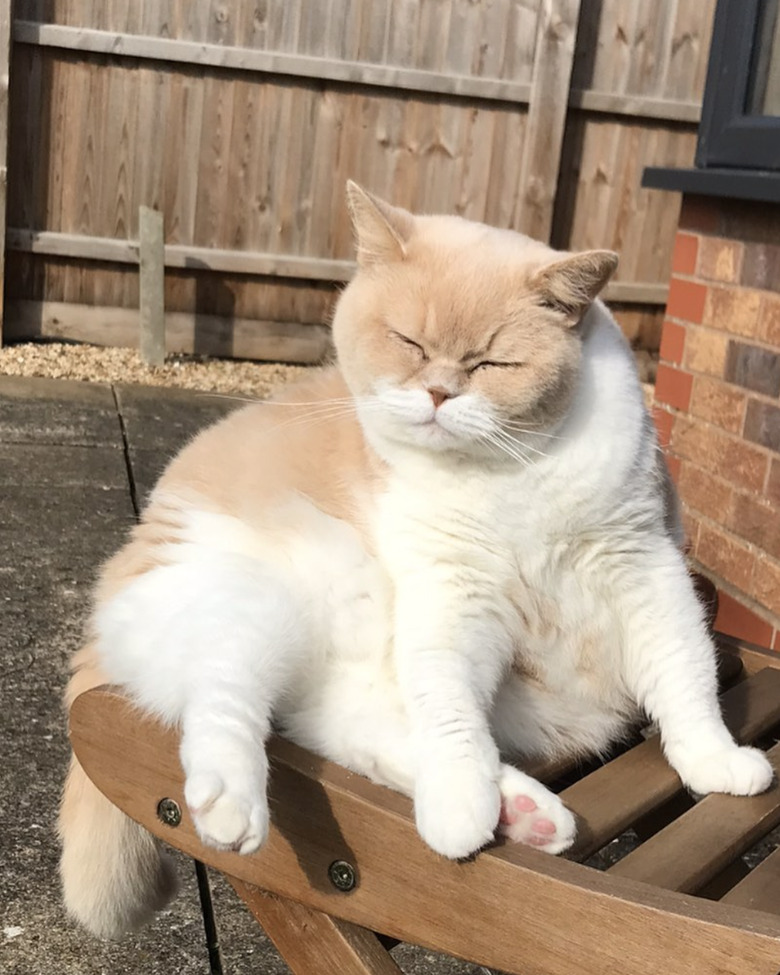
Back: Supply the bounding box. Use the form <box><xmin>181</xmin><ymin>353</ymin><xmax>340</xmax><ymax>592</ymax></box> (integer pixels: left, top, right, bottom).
<box><xmin>332</xmin><ymin>182</ymin><xmax>618</xmax><ymax>463</ymax></box>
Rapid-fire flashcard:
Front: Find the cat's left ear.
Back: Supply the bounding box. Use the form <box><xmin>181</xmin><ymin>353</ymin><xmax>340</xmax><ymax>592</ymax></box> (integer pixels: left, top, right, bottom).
<box><xmin>346</xmin><ymin>181</ymin><xmax>415</xmax><ymax>267</ymax></box>
<box><xmin>530</xmin><ymin>250</ymin><xmax>618</xmax><ymax>326</ymax></box>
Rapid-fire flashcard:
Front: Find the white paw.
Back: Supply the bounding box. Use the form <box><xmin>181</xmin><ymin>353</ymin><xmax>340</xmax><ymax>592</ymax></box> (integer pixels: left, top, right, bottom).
<box><xmin>414</xmin><ymin>761</ymin><xmax>501</xmax><ymax>860</ymax></box>
<box><xmin>674</xmin><ymin>745</ymin><xmax>774</xmax><ymax>797</ymax></box>
<box><xmin>184</xmin><ymin>771</ymin><xmax>269</xmax><ymax>854</ymax></box>
<box><xmin>497</xmin><ymin>765</ymin><xmax>576</xmax><ymax>855</ymax></box>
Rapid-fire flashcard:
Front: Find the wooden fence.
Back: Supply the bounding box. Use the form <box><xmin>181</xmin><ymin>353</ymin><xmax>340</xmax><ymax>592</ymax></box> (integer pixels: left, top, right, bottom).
<box><xmin>0</xmin><ymin>0</ymin><xmax>716</xmax><ymax>363</ymax></box>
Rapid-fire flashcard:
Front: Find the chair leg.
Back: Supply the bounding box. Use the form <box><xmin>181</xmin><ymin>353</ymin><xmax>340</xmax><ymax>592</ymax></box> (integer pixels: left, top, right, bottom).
<box><xmin>226</xmin><ymin>875</ymin><xmax>403</xmax><ymax>975</ymax></box>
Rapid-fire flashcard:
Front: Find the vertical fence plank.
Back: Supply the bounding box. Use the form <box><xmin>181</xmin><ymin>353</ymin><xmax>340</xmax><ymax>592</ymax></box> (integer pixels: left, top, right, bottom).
<box><xmin>516</xmin><ymin>0</ymin><xmax>581</xmax><ymax>244</ymax></box>
<box><xmin>0</xmin><ymin>0</ymin><xmax>13</xmax><ymax>344</ymax></box>
<box><xmin>138</xmin><ymin>205</ymin><xmax>165</xmax><ymax>365</ymax></box>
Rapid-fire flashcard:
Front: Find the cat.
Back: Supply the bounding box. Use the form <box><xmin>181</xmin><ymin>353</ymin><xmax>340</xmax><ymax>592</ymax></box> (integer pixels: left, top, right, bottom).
<box><xmin>59</xmin><ymin>182</ymin><xmax>773</xmax><ymax>939</ymax></box>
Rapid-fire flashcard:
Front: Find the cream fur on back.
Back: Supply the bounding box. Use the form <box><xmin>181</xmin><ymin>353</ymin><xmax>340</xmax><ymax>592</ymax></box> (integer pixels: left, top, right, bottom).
<box><xmin>59</xmin><ymin>183</ymin><xmax>773</xmax><ymax>940</ymax></box>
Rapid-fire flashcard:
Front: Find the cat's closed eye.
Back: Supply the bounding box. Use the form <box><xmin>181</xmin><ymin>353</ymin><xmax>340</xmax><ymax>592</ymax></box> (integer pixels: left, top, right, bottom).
<box><xmin>389</xmin><ymin>329</ymin><xmax>428</xmax><ymax>360</ymax></box>
<box><xmin>469</xmin><ymin>360</ymin><xmax>524</xmax><ymax>374</ymax></box>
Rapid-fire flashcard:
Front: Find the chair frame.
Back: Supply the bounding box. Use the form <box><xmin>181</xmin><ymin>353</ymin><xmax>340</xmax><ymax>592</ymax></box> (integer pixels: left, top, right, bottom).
<box><xmin>69</xmin><ymin>635</ymin><xmax>780</xmax><ymax>975</ymax></box>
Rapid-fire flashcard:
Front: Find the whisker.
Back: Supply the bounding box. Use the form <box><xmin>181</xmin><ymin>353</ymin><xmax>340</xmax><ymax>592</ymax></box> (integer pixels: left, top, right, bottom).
<box><xmin>492</xmin><ymin>429</ymin><xmax>549</xmax><ymax>460</ymax></box>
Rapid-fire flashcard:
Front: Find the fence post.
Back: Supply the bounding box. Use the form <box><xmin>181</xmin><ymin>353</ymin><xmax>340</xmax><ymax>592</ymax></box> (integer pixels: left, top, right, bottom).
<box><xmin>139</xmin><ymin>205</ymin><xmax>165</xmax><ymax>366</ymax></box>
<box><xmin>516</xmin><ymin>0</ymin><xmax>582</xmax><ymax>244</ymax></box>
<box><xmin>0</xmin><ymin>0</ymin><xmax>14</xmax><ymax>346</ymax></box>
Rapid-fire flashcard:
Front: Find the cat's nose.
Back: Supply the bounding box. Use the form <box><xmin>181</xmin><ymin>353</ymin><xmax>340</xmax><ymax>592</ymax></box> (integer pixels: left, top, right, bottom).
<box><xmin>428</xmin><ymin>387</ymin><xmax>453</xmax><ymax>409</ymax></box>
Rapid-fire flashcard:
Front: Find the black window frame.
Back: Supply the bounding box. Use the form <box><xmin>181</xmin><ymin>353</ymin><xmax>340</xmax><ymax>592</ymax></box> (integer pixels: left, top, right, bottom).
<box><xmin>696</xmin><ymin>0</ymin><xmax>780</xmax><ymax>171</ymax></box>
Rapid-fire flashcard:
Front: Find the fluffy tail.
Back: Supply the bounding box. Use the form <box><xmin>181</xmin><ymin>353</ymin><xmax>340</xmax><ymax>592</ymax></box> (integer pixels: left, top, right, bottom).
<box><xmin>59</xmin><ymin>643</ymin><xmax>179</xmax><ymax>939</ymax></box>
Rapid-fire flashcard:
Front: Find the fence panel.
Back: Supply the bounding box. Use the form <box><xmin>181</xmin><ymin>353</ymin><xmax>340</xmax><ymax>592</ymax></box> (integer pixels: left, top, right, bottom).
<box><xmin>4</xmin><ymin>0</ymin><xmax>716</xmax><ymax>364</ymax></box>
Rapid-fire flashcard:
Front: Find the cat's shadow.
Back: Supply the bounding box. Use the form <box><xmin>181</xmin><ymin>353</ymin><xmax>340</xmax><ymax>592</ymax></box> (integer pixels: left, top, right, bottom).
<box><xmin>266</xmin><ymin>744</ymin><xmax>361</xmax><ymax>896</ymax></box>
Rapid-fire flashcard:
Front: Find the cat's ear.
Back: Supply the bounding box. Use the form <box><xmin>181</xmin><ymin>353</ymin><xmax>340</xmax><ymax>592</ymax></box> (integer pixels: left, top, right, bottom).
<box><xmin>530</xmin><ymin>250</ymin><xmax>618</xmax><ymax>326</ymax></box>
<box><xmin>346</xmin><ymin>181</ymin><xmax>415</xmax><ymax>266</ymax></box>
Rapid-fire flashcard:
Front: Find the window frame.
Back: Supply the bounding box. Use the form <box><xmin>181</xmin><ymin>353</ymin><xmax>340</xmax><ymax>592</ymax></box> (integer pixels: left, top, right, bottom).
<box><xmin>696</xmin><ymin>0</ymin><xmax>780</xmax><ymax>171</ymax></box>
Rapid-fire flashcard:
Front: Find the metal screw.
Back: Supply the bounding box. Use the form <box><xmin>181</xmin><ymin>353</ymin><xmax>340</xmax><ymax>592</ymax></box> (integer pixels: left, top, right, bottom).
<box><xmin>157</xmin><ymin>797</ymin><xmax>182</xmax><ymax>827</ymax></box>
<box><xmin>328</xmin><ymin>859</ymin><xmax>357</xmax><ymax>892</ymax></box>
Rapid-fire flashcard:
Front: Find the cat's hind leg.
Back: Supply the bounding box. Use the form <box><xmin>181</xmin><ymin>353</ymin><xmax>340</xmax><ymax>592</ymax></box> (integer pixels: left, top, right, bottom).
<box><xmin>95</xmin><ymin>553</ymin><xmax>310</xmax><ymax>853</ymax></box>
<box><xmin>497</xmin><ymin>765</ymin><xmax>576</xmax><ymax>854</ymax></box>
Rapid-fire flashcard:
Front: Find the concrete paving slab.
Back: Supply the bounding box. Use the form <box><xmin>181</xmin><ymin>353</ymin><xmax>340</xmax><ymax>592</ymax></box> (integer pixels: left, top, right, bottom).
<box><xmin>115</xmin><ymin>383</ymin><xmax>237</xmax><ymax>453</ymax></box>
<box><xmin>0</xmin><ymin>375</ymin><xmax>121</xmax><ymax>448</ymax></box>
<box><xmin>0</xmin><ymin>443</ymin><xmax>128</xmax><ymax>489</ymax></box>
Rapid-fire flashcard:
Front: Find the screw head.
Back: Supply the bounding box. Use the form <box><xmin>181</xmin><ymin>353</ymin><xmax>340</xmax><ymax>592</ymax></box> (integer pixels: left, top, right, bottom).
<box><xmin>328</xmin><ymin>859</ymin><xmax>357</xmax><ymax>892</ymax></box>
<box><xmin>157</xmin><ymin>797</ymin><xmax>182</xmax><ymax>827</ymax></box>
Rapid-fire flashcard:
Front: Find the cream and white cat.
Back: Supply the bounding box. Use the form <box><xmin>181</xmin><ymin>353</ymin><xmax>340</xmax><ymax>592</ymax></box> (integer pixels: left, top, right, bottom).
<box><xmin>60</xmin><ymin>183</ymin><xmax>773</xmax><ymax>938</ymax></box>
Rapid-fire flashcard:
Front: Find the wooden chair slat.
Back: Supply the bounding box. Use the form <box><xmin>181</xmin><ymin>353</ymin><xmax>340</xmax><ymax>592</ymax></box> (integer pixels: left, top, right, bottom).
<box><xmin>563</xmin><ymin>668</ymin><xmax>780</xmax><ymax>861</ymax></box>
<box><xmin>226</xmin><ymin>878</ymin><xmax>403</xmax><ymax>974</ymax></box>
<box><xmin>69</xmin><ymin>685</ymin><xmax>780</xmax><ymax>975</ymax></box>
<box><xmin>721</xmin><ymin>848</ymin><xmax>780</xmax><ymax>915</ymax></box>
<box><xmin>607</xmin><ymin>743</ymin><xmax>780</xmax><ymax>892</ymax></box>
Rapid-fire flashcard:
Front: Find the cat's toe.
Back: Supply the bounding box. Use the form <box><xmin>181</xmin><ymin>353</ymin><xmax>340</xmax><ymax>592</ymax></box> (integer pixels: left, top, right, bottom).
<box><xmin>498</xmin><ymin>766</ymin><xmax>576</xmax><ymax>855</ymax></box>
<box><xmin>675</xmin><ymin>745</ymin><xmax>774</xmax><ymax>797</ymax></box>
<box><xmin>414</xmin><ymin>763</ymin><xmax>501</xmax><ymax>860</ymax></box>
<box><xmin>185</xmin><ymin>773</ymin><xmax>269</xmax><ymax>853</ymax></box>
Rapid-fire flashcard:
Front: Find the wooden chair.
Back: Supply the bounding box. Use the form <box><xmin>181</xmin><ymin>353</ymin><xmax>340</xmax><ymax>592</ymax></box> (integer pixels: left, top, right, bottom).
<box><xmin>69</xmin><ymin>635</ymin><xmax>780</xmax><ymax>975</ymax></box>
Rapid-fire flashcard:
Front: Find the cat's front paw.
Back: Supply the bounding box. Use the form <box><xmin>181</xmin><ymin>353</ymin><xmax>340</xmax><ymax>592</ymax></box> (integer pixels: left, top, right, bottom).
<box><xmin>185</xmin><ymin>771</ymin><xmax>269</xmax><ymax>854</ymax></box>
<box><xmin>414</xmin><ymin>761</ymin><xmax>501</xmax><ymax>860</ymax></box>
<box><xmin>672</xmin><ymin>744</ymin><xmax>774</xmax><ymax>797</ymax></box>
<box><xmin>498</xmin><ymin>764</ymin><xmax>576</xmax><ymax>855</ymax></box>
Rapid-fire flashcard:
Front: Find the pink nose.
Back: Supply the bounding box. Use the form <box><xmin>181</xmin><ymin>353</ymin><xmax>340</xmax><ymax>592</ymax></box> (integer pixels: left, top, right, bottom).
<box><xmin>428</xmin><ymin>387</ymin><xmax>451</xmax><ymax>409</ymax></box>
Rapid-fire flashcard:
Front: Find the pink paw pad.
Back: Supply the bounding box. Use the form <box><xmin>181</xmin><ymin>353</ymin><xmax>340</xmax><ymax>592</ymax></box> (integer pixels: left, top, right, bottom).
<box><xmin>499</xmin><ymin>794</ymin><xmax>539</xmax><ymax>825</ymax></box>
<box><xmin>533</xmin><ymin>817</ymin><xmax>557</xmax><ymax>835</ymax></box>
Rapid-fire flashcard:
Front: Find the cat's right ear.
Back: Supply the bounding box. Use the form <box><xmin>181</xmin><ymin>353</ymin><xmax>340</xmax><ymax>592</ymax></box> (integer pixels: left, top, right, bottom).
<box><xmin>346</xmin><ymin>181</ymin><xmax>415</xmax><ymax>267</ymax></box>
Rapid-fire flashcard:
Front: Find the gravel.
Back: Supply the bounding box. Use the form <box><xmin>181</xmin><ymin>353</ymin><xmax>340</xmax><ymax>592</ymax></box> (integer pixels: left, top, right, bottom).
<box><xmin>0</xmin><ymin>342</ymin><xmax>313</xmax><ymax>398</ymax></box>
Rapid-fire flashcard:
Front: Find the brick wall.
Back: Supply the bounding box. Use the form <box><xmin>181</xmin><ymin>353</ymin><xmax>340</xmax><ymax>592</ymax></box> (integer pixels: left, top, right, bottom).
<box><xmin>654</xmin><ymin>194</ymin><xmax>780</xmax><ymax>651</ymax></box>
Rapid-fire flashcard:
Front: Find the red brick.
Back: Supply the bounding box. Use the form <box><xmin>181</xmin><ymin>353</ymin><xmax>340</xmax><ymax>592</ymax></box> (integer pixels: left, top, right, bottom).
<box><xmin>752</xmin><ymin>556</ymin><xmax>780</xmax><ymax>618</ymax></box>
<box><xmin>688</xmin><ymin>375</ymin><xmax>746</xmax><ymax>434</ymax></box>
<box><xmin>666</xmin><ymin>279</ymin><xmax>708</xmax><ymax>324</ymax></box>
<box><xmin>683</xmin><ymin>327</ymin><xmax>729</xmax><ymax>377</ymax></box>
<box><xmin>654</xmin><ymin>364</ymin><xmax>693</xmax><ymax>411</ymax></box>
<box><xmin>728</xmin><ymin>492</ymin><xmax>780</xmax><ymax>562</ymax></box>
<box><xmin>702</xmin><ymin>285</ymin><xmax>762</xmax><ymax>338</ymax></box>
<box><xmin>652</xmin><ymin>406</ymin><xmax>674</xmax><ymax>447</ymax></box>
<box><xmin>697</xmin><ymin>236</ymin><xmax>744</xmax><ymax>283</ymax></box>
<box><xmin>671</xmin><ymin>415</ymin><xmax>768</xmax><ymax>493</ymax></box>
<box><xmin>697</xmin><ymin>522</ymin><xmax>755</xmax><ymax>592</ymax></box>
<box><xmin>678</xmin><ymin>463</ymin><xmax>734</xmax><ymax>521</ymax></box>
<box><xmin>671</xmin><ymin>232</ymin><xmax>699</xmax><ymax>276</ymax></box>
<box><xmin>679</xmin><ymin>195</ymin><xmax>720</xmax><ymax>234</ymax></box>
<box><xmin>758</xmin><ymin>294</ymin><xmax>780</xmax><ymax>347</ymax></box>
<box><xmin>767</xmin><ymin>458</ymin><xmax>780</xmax><ymax>506</ymax></box>
<box><xmin>714</xmin><ymin>590</ymin><xmax>774</xmax><ymax>647</ymax></box>
<box><xmin>659</xmin><ymin>320</ymin><xmax>686</xmax><ymax>365</ymax></box>
<box><xmin>741</xmin><ymin>241</ymin><xmax>780</xmax><ymax>292</ymax></box>
<box><xmin>744</xmin><ymin>398</ymin><xmax>780</xmax><ymax>452</ymax></box>
<box><xmin>725</xmin><ymin>341</ymin><xmax>780</xmax><ymax>397</ymax></box>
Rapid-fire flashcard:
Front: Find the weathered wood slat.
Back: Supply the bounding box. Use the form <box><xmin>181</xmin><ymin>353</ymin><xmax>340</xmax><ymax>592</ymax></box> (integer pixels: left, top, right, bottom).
<box><xmin>608</xmin><ymin>743</ymin><xmax>780</xmax><ymax>893</ymax></box>
<box><xmin>6</xmin><ymin>228</ymin><xmax>356</xmax><ymax>281</ymax></box>
<box><xmin>138</xmin><ymin>206</ymin><xmax>165</xmax><ymax>366</ymax></box>
<box><xmin>69</xmin><ymin>685</ymin><xmax>780</xmax><ymax>975</ymax></box>
<box><xmin>13</xmin><ymin>20</ymin><xmax>534</xmax><ymax>105</ymax></box>
<box><xmin>721</xmin><ymin>848</ymin><xmax>780</xmax><ymax>915</ymax></box>
<box><xmin>5</xmin><ymin>299</ymin><xmax>333</xmax><ymax>364</ymax></box>
<box><xmin>5</xmin><ymin>228</ymin><xmax>670</xmax><ymax>304</ymax></box>
<box><xmin>12</xmin><ymin>19</ymin><xmax>704</xmax><ymax>124</ymax></box>
<box><xmin>516</xmin><ymin>0</ymin><xmax>581</xmax><ymax>242</ymax></box>
<box><xmin>227</xmin><ymin>880</ymin><xmax>404</xmax><ymax>975</ymax></box>
<box><xmin>563</xmin><ymin>669</ymin><xmax>780</xmax><ymax>861</ymax></box>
